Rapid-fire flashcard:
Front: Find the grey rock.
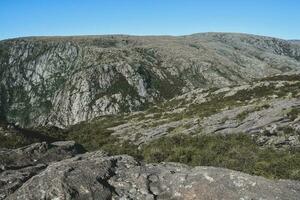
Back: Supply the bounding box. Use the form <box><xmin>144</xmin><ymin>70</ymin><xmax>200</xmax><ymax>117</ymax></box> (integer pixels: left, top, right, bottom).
<box><xmin>0</xmin><ymin>140</ymin><xmax>85</xmax><ymax>170</ymax></box>
<box><xmin>0</xmin><ymin>164</ymin><xmax>46</xmax><ymax>199</ymax></box>
<box><xmin>103</xmin><ymin>78</ymin><xmax>300</xmax><ymax>148</ymax></box>
<box><xmin>0</xmin><ymin>141</ymin><xmax>85</xmax><ymax>199</ymax></box>
<box><xmin>2</xmin><ymin>144</ymin><xmax>299</xmax><ymax>200</ymax></box>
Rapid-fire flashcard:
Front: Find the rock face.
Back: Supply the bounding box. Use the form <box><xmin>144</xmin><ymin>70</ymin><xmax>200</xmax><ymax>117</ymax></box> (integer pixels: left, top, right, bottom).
<box><xmin>0</xmin><ymin>141</ymin><xmax>85</xmax><ymax>199</ymax></box>
<box><xmin>1</xmin><ymin>142</ymin><xmax>299</xmax><ymax>200</ymax></box>
<box><xmin>1</xmin><ymin>33</ymin><xmax>300</xmax><ymax>128</ymax></box>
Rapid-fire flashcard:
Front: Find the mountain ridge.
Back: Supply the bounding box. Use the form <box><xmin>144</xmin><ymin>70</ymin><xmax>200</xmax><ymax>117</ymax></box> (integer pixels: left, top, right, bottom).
<box><xmin>2</xmin><ymin>32</ymin><xmax>298</xmax><ymax>41</ymax></box>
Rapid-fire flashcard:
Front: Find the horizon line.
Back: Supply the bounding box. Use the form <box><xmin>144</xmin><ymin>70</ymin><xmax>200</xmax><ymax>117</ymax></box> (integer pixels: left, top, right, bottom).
<box><xmin>1</xmin><ymin>31</ymin><xmax>299</xmax><ymax>41</ymax></box>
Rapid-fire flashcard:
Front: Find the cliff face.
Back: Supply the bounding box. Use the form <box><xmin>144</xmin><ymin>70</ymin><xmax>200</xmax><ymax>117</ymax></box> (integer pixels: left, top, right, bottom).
<box><xmin>1</xmin><ymin>33</ymin><xmax>300</xmax><ymax>128</ymax></box>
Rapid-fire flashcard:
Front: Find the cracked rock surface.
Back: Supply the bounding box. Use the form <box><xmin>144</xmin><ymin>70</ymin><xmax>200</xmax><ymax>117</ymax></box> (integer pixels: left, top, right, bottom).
<box><xmin>0</xmin><ymin>141</ymin><xmax>85</xmax><ymax>199</ymax></box>
<box><xmin>1</xmin><ymin>142</ymin><xmax>300</xmax><ymax>200</ymax></box>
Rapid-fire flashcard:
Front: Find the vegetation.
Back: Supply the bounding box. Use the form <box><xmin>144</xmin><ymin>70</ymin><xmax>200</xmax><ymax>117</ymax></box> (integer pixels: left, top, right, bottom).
<box><xmin>1</xmin><ymin>73</ymin><xmax>300</xmax><ymax>181</ymax></box>
<box><xmin>260</xmin><ymin>74</ymin><xmax>300</xmax><ymax>82</ymax></box>
<box><xmin>236</xmin><ymin>104</ymin><xmax>271</xmax><ymax>121</ymax></box>
<box><xmin>55</xmin><ymin>123</ymin><xmax>300</xmax><ymax>181</ymax></box>
<box><xmin>0</xmin><ymin>124</ymin><xmax>60</xmax><ymax>149</ymax></box>
<box><xmin>287</xmin><ymin>107</ymin><xmax>300</xmax><ymax>121</ymax></box>
<box><xmin>63</xmin><ymin>115</ymin><xmax>125</xmax><ymax>151</ymax></box>
<box><xmin>139</xmin><ymin>134</ymin><xmax>300</xmax><ymax>180</ymax></box>
<box><xmin>0</xmin><ymin>133</ymin><xmax>33</xmax><ymax>149</ymax></box>
<box><xmin>70</xmin><ymin>133</ymin><xmax>297</xmax><ymax>181</ymax></box>
<box><xmin>1</xmin><ymin>115</ymin><xmax>300</xmax><ymax>181</ymax></box>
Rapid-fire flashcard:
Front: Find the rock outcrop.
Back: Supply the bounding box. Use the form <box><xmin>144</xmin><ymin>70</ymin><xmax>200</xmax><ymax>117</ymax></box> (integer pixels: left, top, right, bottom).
<box><xmin>0</xmin><ymin>141</ymin><xmax>85</xmax><ymax>199</ymax></box>
<box><xmin>73</xmin><ymin>76</ymin><xmax>299</xmax><ymax>148</ymax></box>
<box><xmin>1</xmin><ymin>142</ymin><xmax>300</xmax><ymax>200</ymax></box>
<box><xmin>1</xmin><ymin>33</ymin><xmax>300</xmax><ymax>128</ymax></box>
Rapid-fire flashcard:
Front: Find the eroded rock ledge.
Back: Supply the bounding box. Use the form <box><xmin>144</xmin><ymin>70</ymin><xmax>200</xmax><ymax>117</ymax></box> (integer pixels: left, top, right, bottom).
<box><xmin>1</xmin><ymin>141</ymin><xmax>300</xmax><ymax>200</ymax></box>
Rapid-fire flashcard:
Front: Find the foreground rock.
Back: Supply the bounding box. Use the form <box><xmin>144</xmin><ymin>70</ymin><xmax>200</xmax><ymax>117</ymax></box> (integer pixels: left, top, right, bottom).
<box><xmin>0</xmin><ymin>141</ymin><xmax>85</xmax><ymax>199</ymax></box>
<box><xmin>1</xmin><ymin>142</ymin><xmax>300</xmax><ymax>200</ymax></box>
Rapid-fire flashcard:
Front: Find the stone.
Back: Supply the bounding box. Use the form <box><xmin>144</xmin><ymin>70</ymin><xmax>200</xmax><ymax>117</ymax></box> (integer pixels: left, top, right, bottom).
<box><xmin>1</xmin><ymin>142</ymin><xmax>299</xmax><ymax>200</ymax></box>
<box><xmin>0</xmin><ymin>141</ymin><xmax>85</xmax><ymax>199</ymax></box>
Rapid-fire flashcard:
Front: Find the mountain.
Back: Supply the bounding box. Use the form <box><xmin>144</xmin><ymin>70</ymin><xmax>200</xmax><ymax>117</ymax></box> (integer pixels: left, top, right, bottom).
<box><xmin>1</xmin><ymin>33</ymin><xmax>300</xmax><ymax>199</ymax></box>
<box><xmin>1</xmin><ymin>33</ymin><xmax>300</xmax><ymax>128</ymax></box>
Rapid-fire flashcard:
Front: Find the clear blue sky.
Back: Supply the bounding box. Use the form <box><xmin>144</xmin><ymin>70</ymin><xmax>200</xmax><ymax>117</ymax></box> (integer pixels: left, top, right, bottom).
<box><xmin>1</xmin><ymin>0</ymin><xmax>299</xmax><ymax>40</ymax></box>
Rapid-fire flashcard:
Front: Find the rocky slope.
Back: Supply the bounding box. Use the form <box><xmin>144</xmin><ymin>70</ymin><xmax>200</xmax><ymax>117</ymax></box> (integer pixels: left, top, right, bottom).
<box><xmin>1</xmin><ymin>73</ymin><xmax>299</xmax><ymax>152</ymax></box>
<box><xmin>48</xmin><ymin>73</ymin><xmax>299</xmax><ymax>151</ymax></box>
<box><xmin>1</xmin><ymin>141</ymin><xmax>300</xmax><ymax>200</ymax></box>
<box><xmin>1</xmin><ymin>33</ymin><xmax>300</xmax><ymax>128</ymax></box>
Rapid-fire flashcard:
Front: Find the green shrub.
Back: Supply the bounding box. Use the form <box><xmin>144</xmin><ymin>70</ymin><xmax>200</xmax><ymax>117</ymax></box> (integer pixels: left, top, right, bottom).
<box><xmin>2</xmin><ymin>119</ymin><xmax>300</xmax><ymax>181</ymax></box>
<box><xmin>138</xmin><ymin>134</ymin><xmax>300</xmax><ymax>180</ymax></box>
<box><xmin>287</xmin><ymin>107</ymin><xmax>300</xmax><ymax>121</ymax></box>
<box><xmin>0</xmin><ymin>132</ymin><xmax>40</xmax><ymax>149</ymax></box>
<box><xmin>78</xmin><ymin>132</ymin><xmax>299</xmax><ymax>180</ymax></box>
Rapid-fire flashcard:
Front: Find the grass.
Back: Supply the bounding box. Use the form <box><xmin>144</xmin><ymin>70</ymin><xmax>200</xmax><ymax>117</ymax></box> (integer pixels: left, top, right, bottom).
<box><xmin>236</xmin><ymin>110</ymin><xmax>251</xmax><ymax>121</ymax></box>
<box><xmin>287</xmin><ymin>107</ymin><xmax>300</xmax><ymax>121</ymax></box>
<box><xmin>1</xmin><ymin>117</ymin><xmax>300</xmax><ymax>181</ymax></box>
<box><xmin>260</xmin><ymin>74</ymin><xmax>300</xmax><ymax>82</ymax></box>
<box><xmin>0</xmin><ymin>123</ymin><xmax>62</xmax><ymax>149</ymax></box>
<box><xmin>63</xmin><ymin>115</ymin><xmax>126</xmax><ymax>151</ymax></box>
<box><xmin>236</xmin><ymin>104</ymin><xmax>271</xmax><ymax>121</ymax></box>
<box><xmin>60</xmin><ymin>128</ymin><xmax>300</xmax><ymax>181</ymax></box>
<box><xmin>0</xmin><ymin>133</ymin><xmax>33</xmax><ymax>149</ymax></box>
<box><xmin>79</xmin><ymin>133</ymin><xmax>300</xmax><ymax>181</ymax></box>
<box><xmin>138</xmin><ymin>134</ymin><xmax>300</xmax><ymax>180</ymax></box>
<box><xmin>178</xmin><ymin>85</ymin><xmax>274</xmax><ymax>120</ymax></box>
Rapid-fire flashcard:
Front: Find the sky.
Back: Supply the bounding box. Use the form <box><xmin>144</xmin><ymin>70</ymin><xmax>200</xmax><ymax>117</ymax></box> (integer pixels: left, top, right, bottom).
<box><xmin>0</xmin><ymin>0</ymin><xmax>299</xmax><ymax>40</ymax></box>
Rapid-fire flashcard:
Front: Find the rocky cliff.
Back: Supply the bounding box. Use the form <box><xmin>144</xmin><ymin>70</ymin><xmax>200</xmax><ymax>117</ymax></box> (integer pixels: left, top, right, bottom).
<box><xmin>1</xmin><ymin>33</ymin><xmax>300</xmax><ymax>128</ymax></box>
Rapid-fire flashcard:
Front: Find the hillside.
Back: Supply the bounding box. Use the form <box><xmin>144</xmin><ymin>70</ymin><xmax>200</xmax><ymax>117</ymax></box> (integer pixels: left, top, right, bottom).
<box><xmin>1</xmin><ymin>73</ymin><xmax>299</xmax><ymax>182</ymax></box>
<box><xmin>1</xmin><ymin>33</ymin><xmax>300</xmax><ymax>199</ymax></box>
<box><xmin>1</xmin><ymin>33</ymin><xmax>300</xmax><ymax>128</ymax></box>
